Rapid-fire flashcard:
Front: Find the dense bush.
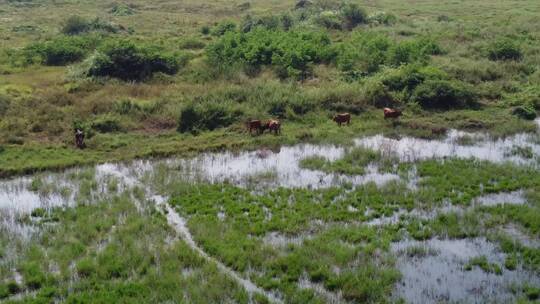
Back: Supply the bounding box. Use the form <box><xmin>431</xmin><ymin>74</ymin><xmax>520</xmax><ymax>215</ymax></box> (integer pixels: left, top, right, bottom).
<box><xmin>336</xmin><ymin>33</ymin><xmax>441</xmax><ymax>76</ymax></box>
<box><xmin>86</xmin><ymin>40</ymin><xmax>182</xmax><ymax>80</ymax></box>
<box><xmin>487</xmin><ymin>39</ymin><xmax>522</xmax><ymax>61</ymax></box>
<box><xmin>62</xmin><ymin>16</ymin><xmax>90</xmax><ymax>35</ymax></box>
<box><xmin>211</xmin><ymin>21</ymin><xmax>237</xmax><ymax>36</ymax></box>
<box><xmin>90</xmin><ymin>115</ymin><xmax>122</xmax><ymax>133</ymax></box>
<box><xmin>341</xmin><ymin>3</ymin><xmax>368</xmax><ymax>30</ymax></box>
<box><xmin>512</xmin><ymin>106</ymin><xmax>536</xmax><ymax>120</ymax></box>
<box><xmin>62</xmin><ymin>16</ymin><xmax>123</xmax><ymax>35</ymax></box>
<box><xmin>0</xmin><ymin>94</ymin><xmax>10</xmax><ymax>116</ymax></box>
<box><xmin>177</xmin><ymin>101</ymin><xmax>241</xmax><ymax>133</ymax></box>
<box><xmin>24</xmin><ymin>36</ymin><xmax>97</xmax><ymax>65</ymax></box>
<box><xmin>207</xmin><ymin>28</ymin><xmax>334</xmax><ymax>79</ymax></box>
<box><xmin>368</xmin><ymin>12</ymin><xmax>397</xmax><ymax>25</ymax></box>
<box><xmin>412</xmin><ymin>79</ymin><xmax>477</xmax><ymax>109</ymax></box>
<box><xmin>504</xmin><ymin>85</ymin><xmax>540</xmax><ymax>110</ymax></box>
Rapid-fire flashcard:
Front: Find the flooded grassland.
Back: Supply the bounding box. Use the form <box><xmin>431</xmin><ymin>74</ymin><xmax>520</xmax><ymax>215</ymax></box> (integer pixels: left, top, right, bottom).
<box><xmin>0</xmin><ymin>119</ymin><xmax>539</xmax><ymax>303</ymax></box>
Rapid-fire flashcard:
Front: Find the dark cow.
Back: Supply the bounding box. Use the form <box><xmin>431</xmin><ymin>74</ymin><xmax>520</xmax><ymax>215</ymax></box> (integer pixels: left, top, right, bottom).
<box><xmin>383</xmin><ymin>108</ymin><xmax>402</xmax><ymax>119</ymax></box>
<box><xmin>261</xmin><ymin>119</ymin><xmax>281</xmax><ymax>135</ymax></box>
<box><xmin>75</xmin><ymin>129</ymin><xmax>85</xmax><ymax>149</ymax></box>
<box><xmin>333</xmin><ymin>113</ymin><xmax>351</xmax><ymax>126</ymax></box>
<box><xmin>246</xmin><ymin>120</ymin><xmax>262</xmax><ymax>135</ymax></box>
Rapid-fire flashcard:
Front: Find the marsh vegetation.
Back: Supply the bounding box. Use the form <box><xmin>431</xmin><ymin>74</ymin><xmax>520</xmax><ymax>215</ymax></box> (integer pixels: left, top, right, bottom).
<box><xmin>0</xmin><ymin>0</ymin><xmax>539</xmax><ymax>303</ymax></box>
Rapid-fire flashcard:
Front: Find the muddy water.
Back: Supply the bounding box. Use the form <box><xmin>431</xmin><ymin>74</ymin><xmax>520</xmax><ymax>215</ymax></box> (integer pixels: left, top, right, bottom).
<box><xmin>392</xmin><ymin>238</ymin><xmax>540</xmax><ymax>303</ymax></box>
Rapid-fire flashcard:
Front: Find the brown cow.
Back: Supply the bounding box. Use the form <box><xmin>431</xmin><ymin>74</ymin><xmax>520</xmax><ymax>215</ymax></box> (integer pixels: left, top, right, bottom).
<box><xmin>246</xmin><ymin>120</ymin><xmax>262</xmax><ymax>135</ymax></box>
<box><xmin>333</xmin><ymin>113</ymin><xmax>351</xmax><ymax>126</ymax></box>
<box><xmin>261</xmin><ymin>119</ymin><xmax>281</xmax><ymax>135</ymax></box>
<box><xmin>383</xmin><ymin>108</ymin><xmax>402</xmax><ymax>119</ymax></box>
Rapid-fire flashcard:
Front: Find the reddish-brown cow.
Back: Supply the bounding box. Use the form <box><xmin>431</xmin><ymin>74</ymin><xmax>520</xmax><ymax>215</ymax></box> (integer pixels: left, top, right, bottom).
<box><xmin>261</xmin><ymin>119</ymin><xmax>281</xmax><ymax>135</ymax></box>
<box><xmin>333</xmin><ymin>113</ymin><xmax>351</xmax><ymax>126</ymax></box>
<box><xmin>383</xmin><ymin>108</ymin><xmax>402</xmax><ymax>119</ymax></box>
<box><xmin>247</xmin><ymin>120</ymin><xmax>262</xmax><ymax>135</ymax></box>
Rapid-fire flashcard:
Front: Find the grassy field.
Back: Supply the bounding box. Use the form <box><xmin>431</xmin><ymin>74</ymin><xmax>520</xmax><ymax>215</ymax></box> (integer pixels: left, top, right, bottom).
<box><xmin>0</xmin><ymin>0</ymin><xmax>539</xmax><ymax>176</ymax></box>
<box><xmin>1</xmin><ymin>0</ymin><xmax>540</xmax><ymax>303</ymax></box>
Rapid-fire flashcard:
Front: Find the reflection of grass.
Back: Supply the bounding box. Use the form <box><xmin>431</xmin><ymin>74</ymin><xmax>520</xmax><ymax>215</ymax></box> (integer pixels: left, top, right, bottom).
<box><xmin>505</xmin><ymin>145</ymin><xmax>534</xmax><ymax>159</ymax></box>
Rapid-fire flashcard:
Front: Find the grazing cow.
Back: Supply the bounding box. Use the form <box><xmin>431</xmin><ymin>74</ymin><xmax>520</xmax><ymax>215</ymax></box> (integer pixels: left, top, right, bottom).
<box><xmin>246</xmin><ymin>120</ymin><xmax>262</xmax><ymax>135</ymax></box>
<box><xmin>261</xmin><ymin>119</ymin><xmax>281</xmax><ymax>135</ymax></box>
<box><xmin>333</xmin><ymin>113</ymin><xmax>351</xmax><ymax>126</ymax></box>
<box><xmin>75</xmin><ymin>129</ymin><xmax>85</xmax><ymax>149</ymax></box>
<box><xmin>383</xmin><ymin>108</ymin><xmax>402</xmax><ymax>119</ymax></box>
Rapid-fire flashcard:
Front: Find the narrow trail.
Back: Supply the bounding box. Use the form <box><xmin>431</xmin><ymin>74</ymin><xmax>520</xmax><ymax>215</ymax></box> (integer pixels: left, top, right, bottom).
<box><xmin>152</xmin><ymin>195</ymin><xmax>283</xmax><ymax>304</ymax></box>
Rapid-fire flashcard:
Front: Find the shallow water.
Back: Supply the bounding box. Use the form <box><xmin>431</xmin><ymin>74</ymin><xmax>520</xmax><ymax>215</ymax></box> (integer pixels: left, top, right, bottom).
<box><xmin>356</xmin><ymin>119</ymin><xmax>540</xmax><ymax>165</ymax></box>
<box><xmin>392</xmin><ymin>238</ymin><xmax>540</xmax><ymax>303</ymax></box>
<box><xmin>1</xmin><ymin>120</ymin><xmax>539</xmax><ymax>302</ymax></box>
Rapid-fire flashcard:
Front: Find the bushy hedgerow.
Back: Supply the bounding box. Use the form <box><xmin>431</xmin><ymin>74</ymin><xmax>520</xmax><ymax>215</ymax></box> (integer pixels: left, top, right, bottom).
<box><xmin>487</xmin><ymin>39</ymin><xmax>522</xmax><ymax>61</ymax></box>
<box><xmin>23</xmin><ymin>35</ymin><xmax>99</xmax><ymax>65</ymax></box>
<box><xmin>86</xmin><ymin>39</ymin><xmax>183</xmax><ymax>80</ymax></box>
<box><xmin>90</xmin><ymin>114</ymin><xmax>123</xmax><ymax>133</ymax></box>
<box><xmin>206</xmin><ymin>28</ymin><xmax>334</xmax><ymax>79</ymax></box>
<box><xmin>177</xmin><ymin>101</ymin><xmax>242</xmax><ymax>133</ymax></box>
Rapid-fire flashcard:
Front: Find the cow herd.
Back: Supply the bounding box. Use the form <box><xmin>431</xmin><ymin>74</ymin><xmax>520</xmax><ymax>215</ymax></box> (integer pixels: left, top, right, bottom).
<box><xmin>247</xmin><ymin>107</ymin><xmax>403</xmax><ymax>136</ymax></box>
<box><xmin>75</xmin><ymin>108</ymin><xmax>403</xmax><ymax>148</ymax></box>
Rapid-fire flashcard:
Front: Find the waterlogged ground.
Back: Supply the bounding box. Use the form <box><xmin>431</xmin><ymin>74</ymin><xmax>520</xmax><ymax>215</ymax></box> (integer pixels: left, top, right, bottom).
<box><xmin>1</xmin><ymin>120</ymin><xmax>539</xmax><ymax>303</ymax></box>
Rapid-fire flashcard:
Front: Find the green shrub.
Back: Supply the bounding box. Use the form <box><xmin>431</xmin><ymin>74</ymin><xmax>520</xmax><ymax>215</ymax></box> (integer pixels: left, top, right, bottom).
<box><xmin>87</xmin><ymin>39</ymin><xmax>182</xmax><ymax>80</ymax></box>
<box><xmin>24</xmin><ymin>36</ymin><xmax>96</xmax><ymax>65</ymax></box>
<box><xmin>62</xmin><ymin>15</ymin><xmax>122</xmax><ymax>35</ymax></box>
<box><xmin>62</xmin><ymin>15</ymin><xmax>90</xmax><ymax>35</ymax></box>
<box><xmin>177</xmin><ymin>102</ymin><xmax>242</xmax><ymax>133</ymax></box>
<box><xmin>368</xmin><ymin>12</ymin><xmax>397</xmax><ymax>25</ymax></box>
<box><xmin>412</xmin><ymin>79</ymin><xmax>477</xmax><ymax>109</ymax></box>
<box><xmin>178</xmin><ymin>37</ymin><xmax>206</xmax><ymax>49</ymax></box>
<box><xmin>212</xmin><ymin>21</ymin><xmax>237</xmax><ymax>36</ymax></box>
<box><xmin>0</xmin><ymin>94</ymin><xmax>10</xmax><ymax>116</ymax></box>
<box><xmin>336</xmin><ymin>32</ymin><xmax>391</xmax><ymax>74</ymax></box>
<box><xmin>512</xmin><ymin>106</ymin><xmax>536</xmax><ymax>120</ymax></box>
<box><xmin>314</xmin><ymin>11</ymin><xmax>343</xmax><ymax>30</ymax></box>
<box><xmin>201</xmin><ymin>25</ymin><xmax>211</xmax><ymax>35</ymax></box>
<box><xmin>110</xmin><ymin>3</ymin><xmax>136</xmax><ymax>16</ymax></box>
<box><xmin>21</xmin><ymin>262</ymin><xmax>47</xmax><ymax>290</ymax></box>
<box><xmin>387</xmin><ymin>38</ymin><xmax>441</xmax><ymax>66</ymax></box>
<box><xmin>207</xmin><ymin>28</ymin><xmax>334</xmax><ymax>79</ymax></box>
<box><xmin>504</xmin><ymin>85</ymin><xmax>540</xmax><ymax>110</ymax></box>
<box><xmin>381</xmin><ymin>64</ymin><xmax>447</xmax><ymax>99</ymax></box>
<box><xmin>76</xmin><ymin>258</ymin><xmax>96</xmax><ymax>277</ymax></box>
<box><xmin>487</xmin><ymin>39</ymin><xmax>522</xmax><ymax>61</ymax></box>
<box><xmin>91</xmin><ymin>115</ymin><xmax>122</xmax><ymax>133</ymax></box>
<box><xmin>341</xmin><ymin>3</ymin><xmax>367</xmax><ymax>30</ymax></box>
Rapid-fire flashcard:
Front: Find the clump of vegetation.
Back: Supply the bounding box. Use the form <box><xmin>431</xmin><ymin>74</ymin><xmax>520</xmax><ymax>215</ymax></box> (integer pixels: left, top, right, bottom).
<box><xmin>511</xmin><ymin>106</ymin><xmax>537</xmax><ymax>120</ymax></box>
<box><xmin>109</xmin><ymin>3</ymin><xmax>136</xmax><ymax>16</ymax></box>
<box><xmin>207</xmin><ymin>28</ymin><xmax>334</xmax><ymax>79</ymax></box>
<box><xmin>336</xmin><ymin>33</ymin><xmax>441</xmax><ymax>77</ymax></box>
<box><xmin>487</xmin><ymin>39</ymin><xmax>523</xmax><ymax>61</ymax></box>
<box><xmin>62</xmin><ymin>16</ymin><xmax>123</xmax><ymax>35</ymax></box>
<box><xmin>85</xmin><ymin>39</ymin><xmax>183</xmax><ymax>81</ymax></box>
<box><xmin>299</xmin><ymin>146</ymin><xmax>390</xmax><ymax>175</ymax></box>
<box><xmin>23</xmin><ymin>35</ymin><xmax>98</xmax><ymax>65</ymax></box>
<box><xmin>177</xmin><ymin>101</ymin><xmax>242</xmax><ymax>133</ymax></box>
<box><xmin>464</xmin><ymin>256</ymin><xmax>503</xmax><ymax>275</ymax></box>
<box><xmin>411</xmin><ymin>79</ymin><xmax>477</xmax><ymax>109</ymax></box>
